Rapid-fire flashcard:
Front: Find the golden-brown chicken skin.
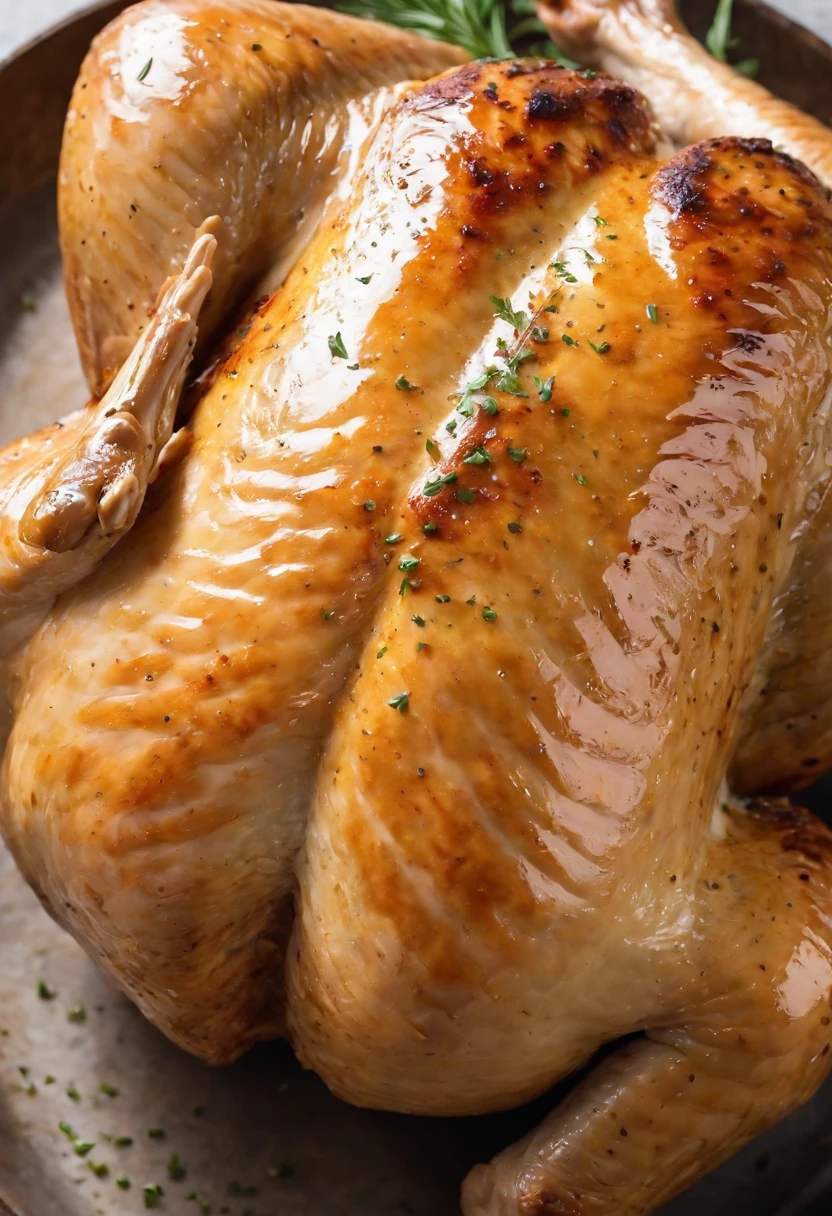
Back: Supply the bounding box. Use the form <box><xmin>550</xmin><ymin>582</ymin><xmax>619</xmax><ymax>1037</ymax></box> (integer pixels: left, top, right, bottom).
<box><xmin>1</xmin><ymin>8</ymin><xmax>832</xmax><ymax>1216</ymax></box>
<box><xmin>59</xmin><ymin>0</ymin><xmax>465</xmax><ymax>397</ymax></box>
<box><xmin>537</xmin><ymin>0</ymin><xmax>832</xmax><ymax>796</ymax></box>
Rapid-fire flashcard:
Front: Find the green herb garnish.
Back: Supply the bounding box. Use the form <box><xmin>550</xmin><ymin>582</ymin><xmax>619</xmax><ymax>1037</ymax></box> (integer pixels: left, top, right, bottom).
<box><xmin>336</xmin><ymin>0</ymin><xmax>575</xmax><ymax>63</ymax></box>
<box><xmin>705</xmin><ymin>0</ymin><xmax>759</xmax><ymax>76</ymax></box>
<box><xmin>482</xmin><ymin>607</ymin><xmax>498</xmax><ymax>622</ymax></box>
<box><xmin>463</xmin><ymin>446</ymin><xmax>492</xmax><ymax>466</ymax></box>
<box><xmin>387</xmin><ymin>692</ymin><xmax>410</xmax><ymax>713</ymax></box>
<box><xmin>327</xmin><ymin>332</ymin><xmax>349</xmax><ymax>359</ymax></box>
<box><xmin>396</xmin><ymin>374</ymin><xmax>418</xmax><ymax>391</ymax></box>
<box><xmin>137</xmin><ymin>58</ymin><xmax>153</xmax><ymax>82</ymax></box>
<box><xmin>646</xmin><ymin>303</ymin><xmax>659</xmax><ymax>325</ymax></box>
<box><xmin>490</xmin><ymin>295</ymin><xmax>528</xmax><ymax>332</ymax></box>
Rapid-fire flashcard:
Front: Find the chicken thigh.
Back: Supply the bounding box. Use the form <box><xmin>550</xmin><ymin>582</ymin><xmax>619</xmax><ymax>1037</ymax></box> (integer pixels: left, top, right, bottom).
<box><xmin>2</xmin><ymin>5</ymin><xmax>832</xmax><ymax>1215</ymax></box>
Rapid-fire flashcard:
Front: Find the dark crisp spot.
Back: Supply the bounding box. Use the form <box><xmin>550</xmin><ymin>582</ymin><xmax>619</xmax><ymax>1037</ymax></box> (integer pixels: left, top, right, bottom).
<box><xmin>527</xmin><ymin>89</ymin><xmax>576</xmax><ymax>122</ymax></box>
<box><xmin>735</xmin><ymin>331</ymin><xmax>764</xmax><ymax>353</ymax></box>
<box><xmin>468</xmin><ymin>157</ymin><xmax>496</xmax><ymax>188</ymax></box>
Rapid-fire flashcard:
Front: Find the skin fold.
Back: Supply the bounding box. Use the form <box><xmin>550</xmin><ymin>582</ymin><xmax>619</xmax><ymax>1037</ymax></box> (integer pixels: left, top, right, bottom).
<box><xmin>1</xmin><ymin>6</ymin><xmax>832</xmax><ymax>1215</ymax></box>
<box><xmin>535</xmin><ymin>4</ymin><xmax>832</xmax><ymax>796</ymax></box>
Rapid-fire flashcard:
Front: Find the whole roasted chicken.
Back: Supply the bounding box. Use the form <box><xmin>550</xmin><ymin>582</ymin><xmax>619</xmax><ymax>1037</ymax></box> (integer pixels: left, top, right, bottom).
<box><xmin>3</xmin><ymin>1</ymin><xmax>832</xmax><ymax>1212</ymax></box>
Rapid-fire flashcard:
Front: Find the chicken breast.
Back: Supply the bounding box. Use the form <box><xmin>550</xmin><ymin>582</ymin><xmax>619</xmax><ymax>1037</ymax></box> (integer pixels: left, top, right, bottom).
<box><xmin>536</xmin><ymin>2</ymin><xmax>832</xmax><ymax>796</ymax></box>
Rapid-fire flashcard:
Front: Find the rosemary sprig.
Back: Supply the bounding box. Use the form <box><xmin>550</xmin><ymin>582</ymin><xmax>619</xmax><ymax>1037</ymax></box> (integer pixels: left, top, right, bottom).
<box><xmin>705</xmin><ymin>0</ymin><xmax>759</xmax><ymax>78</ymax></box>
<box><xmin>336</xmin><ymin>0</ymin><xmax>576</xmax><ymax>64</ymax></box>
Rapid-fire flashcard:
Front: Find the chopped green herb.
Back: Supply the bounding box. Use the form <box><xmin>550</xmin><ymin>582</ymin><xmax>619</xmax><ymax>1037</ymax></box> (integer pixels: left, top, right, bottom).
<box><xmin>387</xmin><ymin>693</ymin><xmax>409</xmax><ymax>713</ymax></box>
<box><xmin>66</xmin><ymin>1005</ymin><xmax>86</xmax><ymax>1023</ymax></box>
<box><xmin>480</xmin><ymin>396</ymin><xmax>498</xmax><ymax>415</ymax></box>
<box><xmin>466</xmin><ymin>596</ymin><xmax>476</xmax><ymax>606</ymax></box>
<box><xmin>74</xmin><ymin>1141</ymin><xmax>96</xmax><ymax>1158</ymax></box>
<box><xmin>489</xmin><ymin>295</ymin><xmax>528</xmax><ymax>332</ymax></box>
<box><xmin>363</xmin><ymin>500</ymin><xmax>376</xmax><ymax>511</ymax></box>
<box><xmin>148</xmin><ymin>1127</ymin><xmax>166</xmax><ymax>1140</ymax></box>
<box><xmin>327</xmin><ymin>332</ymin><xmax>348</xmax><ymax>359</ymax></box>
<box><xmin>446</xmin><ymin>419</ymin><xmax>458</xmax><ymax>433</ymax></box>
<box><xmin>508</xmin><ymin>447</ymin><xmax>528</xmax><ymax>463</ymax></box>
<box><xmin>422</xmin><ymin>521</ymin><xmax>438</xmax><ymax>534</ymax></box>
<box><xmin>251</xmin><ymin>43</ymin><xmax>263</xmax><ymax>51</ymax></box>
<box><xmin>466</xmin><ymin>369</ymin><xmax>497</xmax><ymax>392</ymax></box>
<box><xmin>20</xmin><ymin>296</ymin><xmax>37</xmax><ymax>313</ymax></box>
<box><xmin>456</xmin><ymin>395</ymin><xmax>475</xmax><ymax>418</ymax></box>
<box><xmin>463</xmin><ymin>446</ymin><xmax>492</xmax><ymax>466</ymax></box>
<box><xmin>37</xmin><ymin>980</ymin><xmax>56</xmax><ymax>1001</ymax></box>
<box><xmin>396</xmin><ymin>374</ymin><xmax>418</xmax><ymax>391</ymax></box>
<box><xmin>322</xmin><ymin>609</ymin><xmax>333</xmax><ymax>620</ymax></box>
<box><xmin>426</xmin><ymin>439</ymin><xmax>438</xmax><ymax>455</ymax></box>
<box><xmin>423</xmin><ymin>471</ymin><xmax>458</xmax><ymax>496</ymax></box>
<box><xmin>593</xmin><ymin>216</ymin><xmax>609</xmax><ymax>227</ymax></box>
<box><xmin>44</xmin><ymin>1075</ymin><xmax>55</xmax><ymax>1085</ymax></box>
<box><xmin>191</xmin><ymin>1104</ymin><xmax>206</xmax><ymax>1117</ymax></box>
<box><xmin>115</xmin><ymin>1136</ymin><xmax>134</xmax><ymax>1147</ymax></box>
<box><xmin>588</xmin><ymin>340</ymin><xmax>611</xmax><ymax>355</ymax></box>
<box><xmin>168</xmin><ymin>1153</ymin><xmax>186</xmax><ymax>1181</ymax></box>
<box><xmin>534</xmin><ymin>374</ymin><xmax>554</xmax><ymax>402</ymax></box>
<box><xmin>574</xmin><ymin>473</ymin><xmax>589</xmax><ymax>486</ymax></box>
<box><xmin>482</xmin><ymin>607</ymin><xmax>498</xmax><ymax>622</ymax></box>
<box><xmin>399</xmin><ymin>578</ymin><xmax>411</xmax><ymax>597</ymax></box>
<box><xmin>456</xmin><ymin>487</ymin><xmax>476</xmax><ymax>504</ymax></box>
<box><xmin>356</xmin><ymin>275</ymin><xmax>373</xmax><ymax>284</ymax></box>
<box><xmin>66</xmin><ymin>1083</ymin><xmax>80</xmax><ymax>1102</ymax></box>
<box><xmin>550</xmin><ymin>261</ymin><xmax>578</xmax><ymax>284</ymax></box>
<box><xmin>561</xmin><ymin>334</ymin><xmax>577</xmax><ymax>347</ymax></box>
<box><xmin>88</xmin><ymin>1161</ymin><xmax>109</xmax><ymax>1178</ymax></box>
<box><xmin>561</xmin><ymin>407</ymin><xmax>570</xmax><ymax>417</ymax></box>
<box><xmin>436</xmin><ymin>594</ymin><xmax>451</xmax><ymax>603</ymax></box>
<box><xmin>143</xmin><ymin>1183</ymin><xmax>164</xmax><ymax>1208</ymax></box>
<box><xmin>646</xmin><ymin>303</ymin><xmax>659</xmax><ymax>325</ymax></box>
<box><xmin>100</xmin><ymin>1082</ymin><xmax>119</xmax><ymax>1097</ymax></box>
<box><xmin>137</xmin><ymin>58</ymin><xmax>153</xmax><ymax>82</ymax></box>
<box><xmin>398</xmin><ymin>555</ymin><xmax>420</xmax><ymax>573</ymax></box>
<box><xmin>531</xmin><ymin>326</ymin><xmax>549</xmax><ymax>344</ymax></box>
<box><xmin>116</xmin><ymin>1177</ymin><xmax>131</xmax><ymax>1191</ymax></box>
<box><xmin>411</xmin><ymin>615</ymin><xmax>426</xmax><ymax>628</ymax></box>
<box><xmin>347</xmin><ymin>362</ymin><xmax>360</xmax><ymax>370</ymax></box>
<box><xmin>385</xmin><ymin>533</ymin><xmax>403</xmax><ymax>544</ymax></box>
<box><xmin>377</xmin><ymin>646</ymin><xmax>388</xmax><ymax>659</ymax></box>
<box><xmin>58</xmin><ymin>1121</ymin><xmax>76</xmax><ymax>1140</ymax></box>
<box><xmin>507</xmin><ymin>521</ymin><xmax>522</xmax><ymax>534</ymax></box>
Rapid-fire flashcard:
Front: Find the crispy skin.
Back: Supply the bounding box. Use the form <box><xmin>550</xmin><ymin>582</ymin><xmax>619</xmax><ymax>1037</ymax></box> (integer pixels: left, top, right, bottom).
<box><xmin>59</xmin><ymin>0</ymin><xmax>465</xmax><ymax>397</ymax></box>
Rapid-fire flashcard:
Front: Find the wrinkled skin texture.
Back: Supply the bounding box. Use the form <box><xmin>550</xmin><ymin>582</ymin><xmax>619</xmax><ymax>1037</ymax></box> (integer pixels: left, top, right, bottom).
<box><xmin>536</xmin><ymin>2</ymin><xmax>832</xmax><ymax>797</ymax></box>
<box><xmin>2</xmin><ymin>5</ymin><xmax>832</xmax><ymax>1216</ymax></box>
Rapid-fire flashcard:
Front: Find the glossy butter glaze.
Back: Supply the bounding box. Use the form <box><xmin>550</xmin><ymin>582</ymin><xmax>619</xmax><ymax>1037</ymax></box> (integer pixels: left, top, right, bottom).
<box><xmin>0</xmin><ymin>8</ymin><xmax>832</xmax><ymax>1215</ymax></box>
<box><xmin>59</xmin><ymin>0</ymin><xmax>465</xmax><ymax>397</ymax></box>
<box><xmin>537</xmin><ymin>0</ymin><xmax>832</xmax><ymax>797</ymax></box>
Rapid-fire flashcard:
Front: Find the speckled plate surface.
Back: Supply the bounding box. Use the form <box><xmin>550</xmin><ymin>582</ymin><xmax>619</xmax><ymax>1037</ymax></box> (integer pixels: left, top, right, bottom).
<box><xmin>2</xmin><ymin>3</ymin><xmax>832</xmax><ymax>1214</ymax></box>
